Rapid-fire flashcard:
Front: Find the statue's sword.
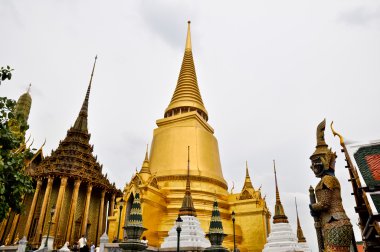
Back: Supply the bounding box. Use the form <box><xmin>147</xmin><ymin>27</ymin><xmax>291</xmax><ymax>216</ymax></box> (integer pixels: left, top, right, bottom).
<box><xmin>309</xmin><ymin>186</ymin><xmax>324</xmax><ymax>252</ymax></box>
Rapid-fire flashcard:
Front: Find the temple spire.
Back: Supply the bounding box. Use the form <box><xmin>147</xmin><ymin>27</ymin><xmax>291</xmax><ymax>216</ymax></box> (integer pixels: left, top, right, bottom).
<box><xmin>73</xmin><ymin>55</ymin><xmax>97</xmax><ymax>132</ymax></box>
<box><xmin>243</xmin><ymin>161</ymin><xmax>253</xmax><ymax>189</ymax></box>
<box><xmin>185</xmin><ymin>21</ymin><xmax>192</xmax><ymax>51</ymax></box>
<box><xmin>295</xmin><ymin>198</ymin><xmax>307</xmax><ymax>243</ymax></box>
<box><xmin>15</xmin><ymin>84</ymin><xmax>32</xmax><ymax>122</ymax></box>
<box><xmin>179</xmin><ymin>146</ymin><xmax>197</xmax><ymax>217</ymax></box>
<box><xmin>140</xmin><ymin>144</ymin><xmax>151</xmax><ymax>174</ymax></box>
<box><xmin>272</xmin><ymin>160</ymin><xmax>288</xmax><ymax>223</ymax></box>
<box><xmin>164</xmin><ymin>21</ymin><xmax>208</xmax><ymax>121</ymax></box>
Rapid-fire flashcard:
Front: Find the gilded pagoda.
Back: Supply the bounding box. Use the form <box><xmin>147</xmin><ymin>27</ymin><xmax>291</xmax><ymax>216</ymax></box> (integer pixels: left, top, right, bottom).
<box><xmin>107</xmin><ymin>22</ymin><xmax>271</xmax><ymax>252</ymax></box>
<box><xmin>0</xmin><ymin>58</ymin><xmax>119</xmax><ymax>249</ymax></box>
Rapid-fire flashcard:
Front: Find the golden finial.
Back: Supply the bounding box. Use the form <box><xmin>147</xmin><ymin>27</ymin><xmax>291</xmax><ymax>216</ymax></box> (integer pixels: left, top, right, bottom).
<box><xmin>145</xmin><ymin>144</ymin><xmax>149</xmax><ymax>161</ymax></box>
<box><xmin>27</xmin><ymin>83</ymin><xmax>31</xmax><ymax>93</ymax></box>
<box><xmin>186</xmin><ymin>21</ymin><xmax>192</xmax><ymax>51</ymax></box>
<box><xmin>273</xmin><ymin>160</ymin><xmax>280</xmax><ymax>203</ymax></box>
<box><xmin>246</xmin><ymin>160</ymin><xmax>249</xmax><ymax>177</ymax></box>
<box><xmin>331</xmin><ymin>121</ymin><xmax>345</xmax><ymax>147</ymax></box>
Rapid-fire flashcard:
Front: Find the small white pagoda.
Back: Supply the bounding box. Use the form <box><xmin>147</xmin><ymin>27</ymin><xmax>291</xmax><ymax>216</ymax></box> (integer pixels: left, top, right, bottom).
<box><xmin>263</xmin><ymin>162</ymin><xmax>310</xmax><ymax>252</ymax></box>
<box><xmin>160</xmin><ymin>147</ymin><xmax>211</xmax><ymax>251</ymax></box>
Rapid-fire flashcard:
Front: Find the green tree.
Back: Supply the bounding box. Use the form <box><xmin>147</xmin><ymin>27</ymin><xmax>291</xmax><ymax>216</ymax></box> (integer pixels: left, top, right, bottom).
<box><xmin>0</xmin><ymin>66</ymin><xmax>14</xmax><ymax>85</ymax></box>
<box><xmin>0</xmin><ymin>70</ymin><xmax>34</xmax><ymax>222</ymax></box>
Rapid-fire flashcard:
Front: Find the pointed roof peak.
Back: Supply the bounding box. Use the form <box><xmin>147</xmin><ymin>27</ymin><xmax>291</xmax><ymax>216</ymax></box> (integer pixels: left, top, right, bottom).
<box><xmin>179</xmin><ymin>146</ymin><xmax>197</xmax><ymax>217</ymax></box>
<box><xmin>185</xmin><ymin>21</ymin><xmax>192</xmax><ymax>51</ymax></box>
<box><xmin>144</xmin><ymin>144</ymin><xmax>149</xmax><ymax>161</ymax></box>
<box><xmin>73</xmin><ymin>56</ymin><xmax>97</xmax><ymax>132</ymax></box>
<box><xmin>140</xmin><ymin>144</ymin><xmax>151</xmax><ymax>174</ymax></box>
<box><xmin>165</xmin><ymin>21</ymin><xmax>208</xmax><ymax>121</ymax></box>
<box><xmin>272</xmin><ymin>160</ymin><xmax>288</xmax><ymax>224</ymax></box>
<box><xmin>27</xmin><ymin>83</ymin><xmax>31</xmax><ymax>93</ymax></box>
<box><xmin>295</xmin><ymin>197</ymin><xmax>307</xmax><ymax>243</ymax></box>
<box><xmin>243</xmin><ymin>161</ymin><xmax>253</xmax><ymax>190</ymax></box>
<box><xmin>245</xmin><ymin>160</ymin><xmax>250</xmax><ymax>178</ymax></box>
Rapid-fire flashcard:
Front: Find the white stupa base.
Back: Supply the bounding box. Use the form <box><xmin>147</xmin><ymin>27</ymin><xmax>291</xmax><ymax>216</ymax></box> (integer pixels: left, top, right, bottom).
<box><xmin>263</xmin><ymin>223</ymin><xmax>310</xmax><ymax>252</ymax></box>
<box><xmin>161</xmin><ymin>215</ymin><xmax>211</xmax><ymax>250</ymax></box>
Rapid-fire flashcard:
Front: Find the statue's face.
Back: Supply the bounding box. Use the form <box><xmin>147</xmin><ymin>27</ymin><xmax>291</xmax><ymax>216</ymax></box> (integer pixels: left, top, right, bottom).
<box><xmin>310</xmin><ymin>156</ymin><xmax>324</xmax><ymax>178</ymax></box>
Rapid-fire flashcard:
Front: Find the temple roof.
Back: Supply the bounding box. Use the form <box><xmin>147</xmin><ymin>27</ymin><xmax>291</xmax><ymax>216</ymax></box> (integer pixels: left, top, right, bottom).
<box><xmin>272</xmin><ymin>160</ymin><xmax>288</xmax><ymax>224</ymax></box>
<box><xmin>179</xmin><ymin>146</ymin><xmax>197</xmax><ymax>217</ymax></box>
<box><xmin>33</xmin><ymin>57</ymin><xmax>117</xmax><ymax>192</ymax></box>
<box><xmin>165</xmin><ymin>21</ymin><xmax>208</xmax><ymax>121</ymax></box>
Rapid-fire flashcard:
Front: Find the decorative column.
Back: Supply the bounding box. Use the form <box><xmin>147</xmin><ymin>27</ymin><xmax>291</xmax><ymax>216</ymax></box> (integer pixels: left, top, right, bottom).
<box><xmin>80</xmin><ymin>183</ymin><xmax>92</xmax><ymax>237</ymax></box>
<box><xmin>109</xmin><ymin>194</ymin><xmax>116</xmax><ymax>217</ymax></box>
<box><xmin>52</xmin><ymin>177</ymin><xmax>68</xmax><ymax>239</ymax></box>
<box><xmin>97</xmin><ymin>190</ymin><xmax>106</xmax><ymax>244</ymax></box>
<box><xmin>0</xmin><ymin>218</ymin><xmax>8</xmax><ymax>241</ymax></box>
<box><xmin>106</xmin><ymin>193</ymin><xmax>116</xmax><ymax>233</ymax></box>
<box><xmin>24</xmin><ymin>179</ymin><xmax>43</xmax><ymax>238</ymax></box>
<box><xmin>65</xmin><ymin>180</ymin><xmax>81</xmax><ymax>243</ymax></box>
<box><xmin>34</xmin><ymin>176</ymin><xmax>54</xmax><ymax>244</ymax></box>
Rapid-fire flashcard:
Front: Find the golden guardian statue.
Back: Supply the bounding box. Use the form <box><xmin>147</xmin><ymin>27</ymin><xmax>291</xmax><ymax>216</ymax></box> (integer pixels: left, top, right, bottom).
<box><xmin>309</xmin><ymin>119</ymin><xmax>354</xmax><ymax>252</ymax></box>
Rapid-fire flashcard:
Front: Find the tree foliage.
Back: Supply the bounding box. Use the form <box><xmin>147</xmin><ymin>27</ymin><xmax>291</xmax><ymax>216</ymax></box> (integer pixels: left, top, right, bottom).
<box><xmin>0</xmin><ymin>71</ymin><xmax>34</xmax><ymax>222</ymax></box>
<box><xmin>0</xmin><ymin>66</ymin><xmax>13</xmax><ymax>85</ymax></box>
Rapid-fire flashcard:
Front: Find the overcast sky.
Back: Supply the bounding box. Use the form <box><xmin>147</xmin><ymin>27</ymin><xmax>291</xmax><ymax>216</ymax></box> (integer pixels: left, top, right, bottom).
<box><xmin>1</xmin><ymin>1</ymin><xmax>380</xmax><ymax>250</ymax></box>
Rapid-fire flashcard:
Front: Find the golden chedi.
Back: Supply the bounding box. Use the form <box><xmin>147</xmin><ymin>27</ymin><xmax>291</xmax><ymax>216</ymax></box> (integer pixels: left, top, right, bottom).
<box><xmin>108</xmin><ymin>22</ymin><xmax>271</xmax><ymax>252</ymax></box>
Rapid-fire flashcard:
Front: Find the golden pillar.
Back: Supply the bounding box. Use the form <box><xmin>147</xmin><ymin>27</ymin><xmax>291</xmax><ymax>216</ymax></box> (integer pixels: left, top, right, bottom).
<box><xmin>8</xmin><ymin>214</ymin><xmax>20</xmax><ymax>243</ymax></box>
<box><xmin>66</xmin><ymin>180</ymin><xmax>81</xmax><ymax>243</ymax></box>
<box><xmin>34</xmin><ymin>176</ymin><xmax>54</xmax><ymax>244</ymax></box>
<box><xmin>80</xmin><ymin>184</ymin><xmax>92</xmax><ymax>237</ymax></box>
<box><xmin>24</xmin><ymin>179</ymin><xmax>43</xmax><ymax>238</ymax></box>
<box><xmin>97</xmin><ymin>190</ymin><xmax>106</xmax><ymax>243</ymax></box>
<box><xmin>0</xmin><ymin>218</ymin><xmax>8</xmax><ymax>241</ymax></box>
<box><xmin>52</xmin><ymin>177</ymin><xmax>68</xmax><ymax>238</ymax></box>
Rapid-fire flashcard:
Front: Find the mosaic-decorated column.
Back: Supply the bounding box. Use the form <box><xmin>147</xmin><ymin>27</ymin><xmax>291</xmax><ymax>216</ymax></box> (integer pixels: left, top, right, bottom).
<box><xmin>65</xmin><ymin>179</ymin><xmax>81</xmax><ymax>243</ymax></box>
<box><xmin>34</xmin><ymin>176</ymin><xmax>54</xmax><ymax>244</ymax></box>
<box><xmin>24</xmin><ymin>179</ymin><xmax>43</xmax><ymax>238</ymax></box>
<box><xmin>97</xmin><ymin>190</ymin><xmax>106</xmax><ymax>244</ymax></box>
<box><xmin>80</xmin><ymin>183</ymin><xmax>92</xmax><ymax>237</ymax></box>
<box><xmin>52</xmin><ymin>177</ymin><xmax>68</xmax><ymax>238</ymax></box>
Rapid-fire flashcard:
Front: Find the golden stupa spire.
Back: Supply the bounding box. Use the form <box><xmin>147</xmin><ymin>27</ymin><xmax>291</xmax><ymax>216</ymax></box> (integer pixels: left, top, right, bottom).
<box><xmin>295</xmin><ymin>197</ymin><xmax>307</xmax><ymax>243</ymax></box>
<box><xmin>15</xmin><ymin>84</ymin><xmax>32</xmax><ymax>122</ymax></box>
<box><xmin>243</xmin><ymin>161</ymin><xmax>253</xmax><ymax>189</ymax></box>
<box><xmin>164</xmin><ymin>21</ymin><xmax>208</xmax><ymax>121</ymax></box>
<box><xmin>73</xmin><ymin>55</ymin><xmax>97</xmax><ymax>132</ymax></box>
<box><xmin>272</xmin><ymin>160</ymin><xmax>288</xmax><ymax>224</ymax></box>
<box><xmin>179</xmin><ymin>146</ymin><xmax>197</xmax><ymax>217</ymax></box>
<box><xmin>140</xmin><ymin>144</ymin><xmax>151</xmax><ymax>174</ymax></box>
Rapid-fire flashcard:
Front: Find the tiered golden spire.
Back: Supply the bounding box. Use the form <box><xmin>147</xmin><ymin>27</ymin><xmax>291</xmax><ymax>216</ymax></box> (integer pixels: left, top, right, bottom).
<box><xmin>73</xmin><ymin>55</ymin><xmax>97</xmax><ymax>132</ymax></box>
<box><xmin>15</xmin><ymin>84</ymin><xmax>32</xmax><ymax>122</ymax></box>
<box><xmin>179</xmin><ymin>146</ymin><xmax>197</xmax><ymax>216</ymax></box>
<box><xmin>140</xmin><ymin>144</ymin><xmax>151</xmax><ymax>174</ymax></box>
<box><xmin>295</xmin><ymin>197</ymin><xmax>307</xmax><ymax>243</ymax></box>
<box><xmin>272</xmin><ymin>160</ymin><xmax>288</xmax><ymax>223</ymax></box>
<box><xmin>243</xmin><ymin>161</ymin><xmax>254</xmax><ymax>189</ymax></box>
<box><xmin>164</xmin><ymin>21</ymin><xmax>208</xmax><ymax>121</ymax></box>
